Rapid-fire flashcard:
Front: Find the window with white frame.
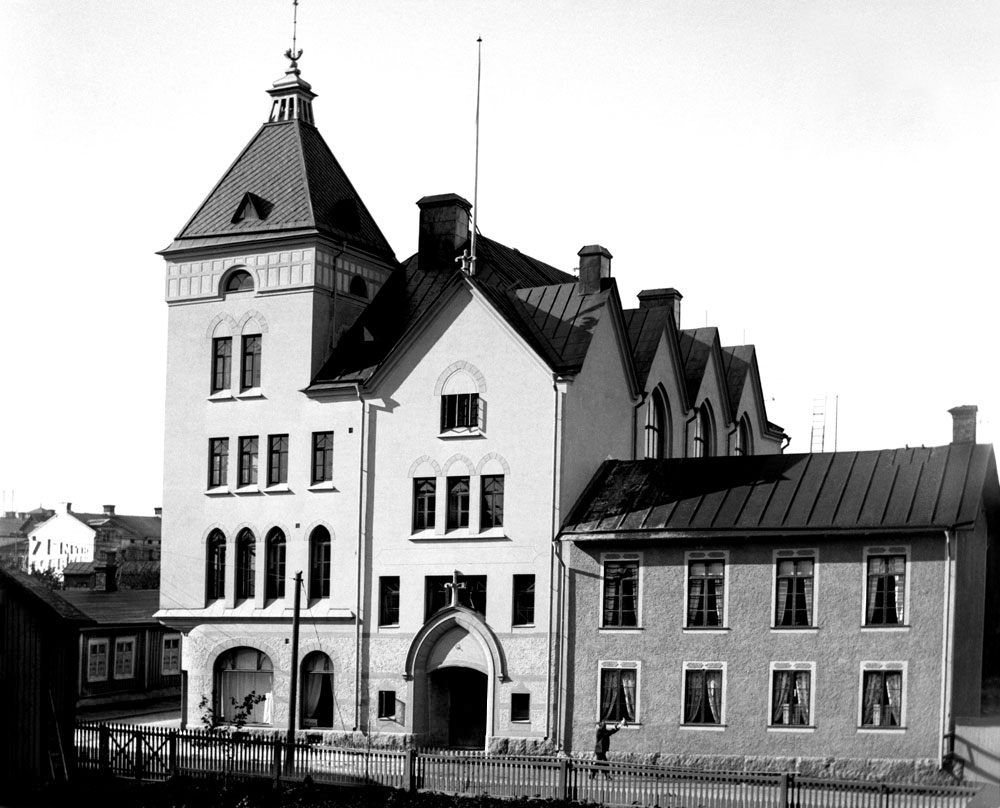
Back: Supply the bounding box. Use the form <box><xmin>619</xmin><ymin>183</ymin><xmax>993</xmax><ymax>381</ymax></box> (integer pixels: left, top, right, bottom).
<box><xmin>686</xmin><ymin>551</ymin><xmax>727</xmax><ymax>628</ymax></box>
<box><xmin>437</xmin><ymin>364</ymin><xmax>486</xmax><ymax>435</ymax></box>
<box><xmin>774</xmin><ymin>550</ymin><xmax>816</xmax><ymax>627</ymax></box>
<box><xmin>682</xmin><ymin>662</ymin><xmax>725</xmax><ymax>726</ymax></box>
<box><xmin>114</xmin><ymin>636</ymin><xmax>137</xmax><ymax>679</ymax></box>
<box><xmin>859</xmin><ymin>662</ymin><xmax>906</xmax><ymax>729</ymax></box>
<box><xmin>769</xmin><ymin>662</ymin><xmax>814</xmax><ymax>727</ymax></box>
<box><xmin>598</xmin><ymin>661</ymin><xmax>639</xmax><ymax>723</ymax></box>
<box><xmin>87</xmin><ymin>638</ymin><xmax>109</xmax><ymax>682</ymax></box>
<box><xmin>162</xmin><ymin>635</ymin><xmax>181</xmax><ymax>676</ymax></box>
<box><xmin>863</xmin><ymin>547</ymin><xmax>909</xmax><ymax>626</ymax></box>
<box><xmin>601</xmin><ymin>553</ymin><xmax>640</xmax><ymax>628</ymax></box>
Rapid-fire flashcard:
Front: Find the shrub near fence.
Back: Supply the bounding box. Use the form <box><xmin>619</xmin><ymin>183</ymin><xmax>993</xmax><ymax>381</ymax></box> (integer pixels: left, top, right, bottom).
<box><xmin>75</xmin><ymin>723</ymin><xmax>981</xmax><ymax>808</ymax></box>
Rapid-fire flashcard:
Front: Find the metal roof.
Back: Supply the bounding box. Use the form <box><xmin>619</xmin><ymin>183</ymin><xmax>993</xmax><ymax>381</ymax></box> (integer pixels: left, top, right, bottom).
<box><xmin>561</xmin><ymin>444</ymin><xmax>999</xmax><ymax>540</ymax></box>
<box><xmin>59</xmin><ymin>589</ymin><xmax>162</xmax><ymax>626</ymax></box>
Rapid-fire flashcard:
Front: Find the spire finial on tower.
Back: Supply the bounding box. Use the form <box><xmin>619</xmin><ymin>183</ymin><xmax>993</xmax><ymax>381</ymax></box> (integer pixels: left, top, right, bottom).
<box><xmin>284</xmin><ymin>0</ymin><xmax>303</xmax><ymax>72</ymax></box>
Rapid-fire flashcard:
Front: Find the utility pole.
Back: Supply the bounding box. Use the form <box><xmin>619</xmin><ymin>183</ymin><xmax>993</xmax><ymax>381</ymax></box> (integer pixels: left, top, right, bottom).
<box><xmin>284</xmin><ymin>570</ymin><xmax>302</xmax><ymax>775</ymax></box>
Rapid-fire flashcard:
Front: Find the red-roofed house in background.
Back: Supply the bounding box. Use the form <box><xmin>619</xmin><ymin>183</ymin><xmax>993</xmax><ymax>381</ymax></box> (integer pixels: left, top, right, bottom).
<box><xmin>155</xmin><ymin>50</ymin><xmax>785</xmax><ymax>748</ymax></box>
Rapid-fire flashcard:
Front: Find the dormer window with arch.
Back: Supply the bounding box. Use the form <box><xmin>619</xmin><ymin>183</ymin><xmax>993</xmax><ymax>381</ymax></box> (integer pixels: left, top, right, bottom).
<box><xmin>734</xmin><ymin>416</ymin><xmax>753</xmax><ymax>456</ymax></box>
<box><xmin>225</xmin><ymin>270</ymin><xmax>254</xmax><ymax>294</ymax></box>
<box><xmin>693</xmin><ymin>404</ymin><xmax>715</xmax><ymax>458</ymax></box>
<box><xmin>436</xmin><ymin>362</ymin><xmax>487</xmax><ymax>437</ymax></box>
<box><xmin>348</xmin><ymin>275</ymin><xmax>368</xmax><ymax>299</ymax></box>
<box><xmin>644</xmin><ymin>389</ymin><xmax>668</xmax><ymax>459</ymax></box>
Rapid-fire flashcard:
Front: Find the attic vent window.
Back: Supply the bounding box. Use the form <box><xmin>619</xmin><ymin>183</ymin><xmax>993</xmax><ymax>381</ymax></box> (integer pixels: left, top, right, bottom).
<box><xmin>225</xmin><ymin>271</ymin><xmax>254</xmax><ymax>293</ymax></box>
<box><xmin>349</xmin><ymin>276</ymin><xmax>368</xmax><ymax>299</ymax></box>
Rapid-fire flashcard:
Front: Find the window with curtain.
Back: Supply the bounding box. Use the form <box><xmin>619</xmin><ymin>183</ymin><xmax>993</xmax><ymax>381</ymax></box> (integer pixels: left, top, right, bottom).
<box><xmin>309</xmin><ymin>527</ymin><xmax>331</xmax><ymax>599</ymax></box>
<box><xmin>236</xmin><ymin>529</ymin><xmax>256</xmax><ymax>600</ymax></box>
<box><xmin>600</xmin><ymin>666</ymin><xmax>637</xmax><ymax>723</ymax></box>
<box><xmin>771</xmin><ymin>669</ymin><xmax>811</xmax><ymax>725</ymax></box>
<box><xmin>301</xmin><ymin>651</ymin><xmax>334</xmax><ymax>728</ymax></box>
<box><xmin>687</xmin><ymin>559</ymin><xmax>725</xmax><ymax>627</ymax></box>
<box><xmin>862</xmin><ymin>670</ymin><xmax>903</xmax><ymax>727</ymax></box>
<box><xmin>206</xmin><ymin>530</ymin><xmax>226</xmax><ymax>600</ymax></box>
<box><xmin>447</xmin><ymin>477</ymin><xmax>470</xmax><ymax>529</ymax></box>
<box><xmin>603</xmin><ymin>560</ymin><xmax>639</xmax><ymax>627</ymax></box>
<box><xmin>775</xmin><ymin>558</ymin><xmax>814</xmax><ymax>626</ymax></box>
<box><xmin>265</xmin><ymin>529</ymin><xmax>286</xmax><ymax>600</ymax></box>
<box><xmin>684</xmin><ymin>668</ymin><xmax>723</xmax><ymax>724</ymax></box>
<box><xmin>216</xmin><ymin>647</ymin><xmax>273</xmax><ymax>725</ymax></box>
<box><xmin>644</xmin><ymin>389</ymin><xmax>666</xmax><ymax>459</ymax></box>
<box><xmin>413</xmin><ymin>478</ymin><xmax>436</xmax><ymax>531</ymax></box>
<box><xmin>866</xmin><ymin>555</ymin><xmax>906</xmax><ymax>625</ymax></box>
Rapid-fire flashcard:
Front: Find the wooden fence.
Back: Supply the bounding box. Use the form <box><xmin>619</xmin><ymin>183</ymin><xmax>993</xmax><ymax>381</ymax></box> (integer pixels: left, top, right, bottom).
<box><xmin>74</xmin><ymin>723</ymin><xmax>981</xmax><ymax>808</ymax></box>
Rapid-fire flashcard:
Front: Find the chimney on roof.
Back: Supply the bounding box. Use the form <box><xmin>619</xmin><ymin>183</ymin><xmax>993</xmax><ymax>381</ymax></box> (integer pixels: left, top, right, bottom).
<box><xmin>417</xmin><ymin>194</ymin><xmax>471</xmax><ymax>271</ymax></box>
<box><xmin>3</xmin><ymin>511</ymin><xmax>14</xmax><ymax>519</ymax></box>
<box><xmin>637</xmin><ymin>288</ymin><xmax>683</xmax><ymax>329</ymax></box>
<box><xmin>154</xmin><ymin>507</ymin><xmax>162</xmax><ymax>518</ymax></box>
<box><xmin>94</xmin><ymin>551</ymin><xmax>118</xmax><ymax>593</ymax></box>
<box><xmin>59</xmin><ymin>502</ymin><xmax>72</xmax><ymax>513</ymax></box>
<box><xmin>578</xmin><ymin>245</ymin><xmax>612</xmax><ymax>295</ymax></box>
<box><xmin>103</xmin><ymin>504</ymin><xmax>115</xmax><ymax>516</ymax></box>
<box><xmin>948</xmin><ymin>405</ymin><xmax>978</xmax><ymax>445</ymax></box>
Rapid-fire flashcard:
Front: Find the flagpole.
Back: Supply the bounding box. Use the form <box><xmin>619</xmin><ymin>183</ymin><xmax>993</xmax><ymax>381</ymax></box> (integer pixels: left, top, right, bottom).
<box><xmin>470</xmin><ymin>37</ymin><xmax>482</xmax><ymax>275</ymax></box>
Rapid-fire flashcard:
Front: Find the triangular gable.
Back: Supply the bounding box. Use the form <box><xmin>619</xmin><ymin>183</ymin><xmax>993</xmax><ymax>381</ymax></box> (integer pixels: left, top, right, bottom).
<box><xmin>722</xmin><ymin>345</ymin><xmax>786</xmax><ymax>442</ymax></box>
<box><xmin>624</xmin><ymin>306</ymin><xmax>690</xmax><ymax>411</ymax></box>
<box><xmin>231</xmin><ymin>192</ymin><xmax>271</xmax><ymax>223</ymax></box>
<box><xmin>679</xmin><ymin>328</ymin><xmax>733</xmax><ymax>424</ymax></box>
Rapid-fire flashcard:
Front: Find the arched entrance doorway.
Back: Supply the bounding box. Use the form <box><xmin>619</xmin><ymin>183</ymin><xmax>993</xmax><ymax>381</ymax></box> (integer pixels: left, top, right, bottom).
<box><xmin>429</xmin><ymin>667</ymin><xmax>488</xmax><ymax>748</ymax></box>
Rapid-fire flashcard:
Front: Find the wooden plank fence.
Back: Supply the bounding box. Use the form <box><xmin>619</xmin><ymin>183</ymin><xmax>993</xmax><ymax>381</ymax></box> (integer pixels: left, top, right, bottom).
<box><xmin>74</xmin><ymin>723</ymin><xmax>981</xmax><ymax>808</ymax></box>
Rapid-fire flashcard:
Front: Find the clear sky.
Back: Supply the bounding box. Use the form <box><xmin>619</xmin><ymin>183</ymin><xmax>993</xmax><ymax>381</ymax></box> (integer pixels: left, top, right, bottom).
<box><xmin>1</xmin><ymin>0</ymin><xmax>997</xmax><ymax>516</ymax></box>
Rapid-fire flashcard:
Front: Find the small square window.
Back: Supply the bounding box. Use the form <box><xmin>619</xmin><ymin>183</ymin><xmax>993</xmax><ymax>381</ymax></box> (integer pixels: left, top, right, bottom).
<box><xmin>378</xmin><ymin>690</ymin><xmax>396</xmax><ymax>719</ymax></box>
<box><xmin>511</xmin><ymin>693</ymin><xmax>530</xmax><ymax>722</ymax></box>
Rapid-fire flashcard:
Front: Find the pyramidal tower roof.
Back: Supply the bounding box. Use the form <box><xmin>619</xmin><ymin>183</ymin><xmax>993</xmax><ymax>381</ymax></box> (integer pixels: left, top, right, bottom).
<box><xmin>161</xmin><ymin>50</ymin><xmax>395</xmax><ymax>261</ymax></box>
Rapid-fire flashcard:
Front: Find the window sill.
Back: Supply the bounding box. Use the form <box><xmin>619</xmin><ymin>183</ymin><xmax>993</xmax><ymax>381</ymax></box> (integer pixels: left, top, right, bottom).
<box><xmin>599</xmin><ymin>626</ymin><xmax>643</xmax><ymax>633</ymax></box>
<box><xmin>234</xmin><ymin>485</ymin><xmax>261</xmax><ymax>495</ymax></box>
<box><xmin>768</xmin><ymin>725</ymin><xmax>816</xmax><ymax>733</ymax></box>
<box><xmin>205</xmin><ymin>487</ymin><xmax>232</xmax><ymax>496</ymax></box>
<box><xmin>307</xmin><ymin>482</ymin><xmax>337</xmax><ymax>492</ymax></box>
<box><xmin>683</xmin><ymin>627</ymin><xmax>730</xmax><ymax>634</ymax></box>
<box><xmin>860</xmin><ymin>625</ymin><xmax>910</xmax><ymax>632</ymax></box>
<box><xmin>236</xmin><ymin>388</ymin><xmax>265</xmax><ymax>400</ymax></box>
<box><xmin>512</xmin><ymin>623</ymin><xmax>536</xmax><ymax>630</ymax></box>
<box><xmin>378</xmin><ymin>623</ymin><xmax>400</xmax><ymax>630</ymax></box>
<box><xmin>510</xmin><ymin>719</ymin><xmax>531</xmax><ymax>724</ymax></box>
<box><xmin>771</xmin><ymin>626</ymin><xmax>819</xmax><ymax>633</ymax></box>
<box><xmin>438</xmin><ymin>428</ymin><xmax>484</xmax><ymax>439</ymax></box>
<box><xmin>680</xmin><ymin>723</ymin><xmax>726</xmax><ymax>732</ymax></box>
<box><xmin>857</xmin><ymin>726</ymin><xmax>906</xmax><ymax>733</ymax></box>
<box><xmin>264</xmin><ymin>483</ymin><xmax>291</xmax><ymax>494</ymax></box>
<box><xmin>207</xmin><ymin>391</ymin><xmax>235</xmax><ymax>402</ymax></box>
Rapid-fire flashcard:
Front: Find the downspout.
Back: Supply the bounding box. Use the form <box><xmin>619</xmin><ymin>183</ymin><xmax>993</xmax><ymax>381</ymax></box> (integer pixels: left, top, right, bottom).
<box><xmin>938</xmin><ymin>528</ymin><xmax>957</xmax><ymax>768</ymax></box>
<box><xmin>354</xmin><ymin>384</ymin><xmax>367</xmax><ymax>731</ymax></box>
<box><xmin>546</xmin><ymin>378</ymin><xmax>566</xmax><ymax>747</ymax></box>
<box><xmin>632</xmin><ymin>394</ymin><xmax>645</xmax><ymax>461</ymax></box>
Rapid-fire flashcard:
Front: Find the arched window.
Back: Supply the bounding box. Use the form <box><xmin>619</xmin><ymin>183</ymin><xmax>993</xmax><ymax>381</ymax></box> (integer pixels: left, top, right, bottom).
<box><xmin>236</xmin><ymin>529</ymin><xmax>255</xmax><ymax>601</ymax></box>
<box><xmin>348</xmin><ymin>275</ymin><xmax>368</xmax><ymax>299</ymax></box>
<box><xmin>224</xmin><ymin>270</ymin><xmax>254</xmax><ymax>294</ymax></box>
<box><xmin>734</xmin><ymin>416</ymin><xmax>753</xmax><ymax>457</ymax></box>
<box><xmin>301</xmin><ymin>651</ymin><xmax>335</xmax><ymax>728</ymax></box>
<box><xmin>206</xmin><ymin>530</ymin><xmax>226</xmax><ymax>600</ymax></box>
<box><xmin>215</xmin><ymin>647</ymin><xmax>273</xmax><ymax>725</ymax></box>
<box><xmin>693</xmin><ymin>404</ymin><xmax>715</xmax><ymax>458</ymax></box>
<box><xmin>265</xmin><ymin>528</ymin><xmax>286</xmax><ymax>601</ymax></box>
<box><xmin>309</xmin><ymin>526</ymin><xmax>331</xmax><ymax>600</ymax></box>
<box><xmin>644</xmin><ymin>389</ymin><xmax>667</xmax><ymax>459</ymax></box>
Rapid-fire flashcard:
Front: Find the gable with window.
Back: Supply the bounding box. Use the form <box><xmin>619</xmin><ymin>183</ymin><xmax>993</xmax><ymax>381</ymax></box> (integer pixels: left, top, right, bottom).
<box><xmin>601</xmin><ymin>553</ymin><xmax>640</xmax><ymax>628</ymax></box>
<box><xmin>435</xmin><ymin>362</ymin><xmax>487</xmax><ymax>435</ymax></box>
<box><xmin>864</xmin><ymin>547</ymin><xmax>908</xmax><ymax>626</ymax></box>
<box><xmin>686</xmin><ymin>551</ymin><xmax>727</xmax><ymax>628</ymax></box>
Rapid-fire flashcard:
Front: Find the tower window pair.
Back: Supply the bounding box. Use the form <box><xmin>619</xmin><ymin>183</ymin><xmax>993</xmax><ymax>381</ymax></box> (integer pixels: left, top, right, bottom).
<box><xmin>211</xmin><ymin>334</ymin><xmax>261</xmax><ymax>393</ymax></box>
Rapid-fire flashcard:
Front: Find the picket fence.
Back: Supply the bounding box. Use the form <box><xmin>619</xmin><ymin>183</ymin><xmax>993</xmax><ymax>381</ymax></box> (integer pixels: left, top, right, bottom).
<box><xmin>74</xmin><ymin>723</ymin><xmax>980</xmax><ymax>808</ymax></box>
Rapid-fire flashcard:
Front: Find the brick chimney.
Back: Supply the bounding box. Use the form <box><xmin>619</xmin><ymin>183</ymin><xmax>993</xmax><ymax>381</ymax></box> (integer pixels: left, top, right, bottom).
<box><xmin>578</xmin><ymin>245</ymin><xmax>612</xmax><ymax>295</ymax></box>
<box><xmin>103</xmin><ymin>504</ymin><xmax>115</xmax><ymax>516</ymax></box>
<box><xmin>94</xmin><ymin>551</ymin><xmax>118</xmax><ymax>593</ymax></box>
<box><xmin>637</xmin><ymin>288</ymin><xmax>683</xmax><ymax>329</ymax></box>
<box><xmin>948</xmin><ymin>405</ymin><xmax>978</xmax><ymax>444</ymax></box>
<box><xmin>417</xmin><ymin>194</ymin><xmax>472</xmax><ymax>271</ymax></box>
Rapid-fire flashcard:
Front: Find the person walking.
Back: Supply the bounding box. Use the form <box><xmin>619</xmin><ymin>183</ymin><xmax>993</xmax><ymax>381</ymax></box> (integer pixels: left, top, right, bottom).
<box><xmin>590</xmin><ymin>718</ymin><xmax>625</xmax><ymax>779</ymax></box>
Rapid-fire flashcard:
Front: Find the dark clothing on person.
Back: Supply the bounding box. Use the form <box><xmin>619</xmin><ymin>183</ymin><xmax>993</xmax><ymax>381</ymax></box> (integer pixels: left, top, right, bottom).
<box><xmin>590</xmin><ymin>722</ymin><xmax>621</xmax><ymax>779</ymax></box>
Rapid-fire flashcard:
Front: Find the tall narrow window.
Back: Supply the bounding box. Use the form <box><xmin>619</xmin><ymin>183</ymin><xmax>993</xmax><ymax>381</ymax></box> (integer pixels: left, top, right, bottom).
<box><xmin>236</xmin><ymin>529</ymin><xmax>255</xmax><ymax>600</ymax></box>
<box><xmin>312</xmin><ymin>431</ymin><xmax>333</xmax><ymax>485</ymax></box>
<box><xmin>212</xmin><ymin>337</ymin><xmax>232</xmax><ymax>393</ymax></box>
<box><xmin>238</xmin><ymin>436</ymin><xmax>258</xmax><ymax>487</ymax></box>
<box><xmin>644</xmin><ymin>389</ymin><xmax>666</xmax><ymax>459</ymax></box>
<box><xmin>600</xmin><ymin>666</ymin><xmax>637</xmax><ymax>723</ymax></box>
<box><xmin>866</xmin><ymin>554</ymin><xmax>906</xmax><ymax>625</ymax></box>
<box><xmin>309</xmin><ymin>526</ymin><xmax>331</xmax><ymax>599</ymax></box>
<box><xmin>301</xmin><ymin>652</ymin><xmax>334</xmax><ymax>728</ymax></box>
<box><xmin>265</xmin><ymin>529</ymin><xmax>286</xmax><ymax>600</ymax></box>
<box><xmin>687</xmin><ymin>558</ymin><xmax>725</xmax><ymax>627</ymax></box>
<box><xmin>771</xmin><ymin>668</ymin><xmax>812</xmax><ymax>725</ymax></box>
<box><xmin>208</xmin><ymin>438</ymin><xmax>229</xmax><ymax>489</ymax></box>
<box><xmin>413</xmin><ymin>478</ymin><xmax>436</xmax><ymax>531</ymax></box>
<box><xmin>684</xmin><ymin>667</ymin><xmax>723</xmax><ymax>725</ymax></box>
<box><xmin>447</xmin><ymin>477</ymin><xmax>470</xmax><ymax>530</ymax></box>
<box><xmin>862</xmin><ymin>669</ymin><xmax>904</xmax><ymax>727</ymax></box>
<box><xmin>441</xmin><ymin>393</ymin><xmax>479</xmax><ymax>431</ymax></box>
<box><xmin>775</xmin><ymin>557</ymin><xmax>815</xmax><ymax>627</ymax></box>
<box><xmin>734</xmin><ymin>416</ymin><xmax>752</xmax><ymax>456</ymax></box>
<box><xmin>512</xmin><ymin>574</ymin><xmax>535</xmax><ymax>626</ymax></box>
<box><xmin>114</xmin><ymin>636</ymin><xmax>137</xmax><ymax>679</ymax></box>
<box><xmin>693</xmin><ymin>405</ymin><xmax>714</xmax><ymax>458</ymax></box>
<box><xmin>88</xmin><ymin>639</ymin><xmax>109</xmax><ymax>682</ymax></box>
<box><xmin>162</xmin><ymin>635</ymin><xmax>181</xmax><ymax>676</ymax></box>
<box><xmin>481</xmin><ymin>475</ymin><xmax>504</xmax><ymax>529</ymax></box>
<box><xmin>603</xmin><ymin>557</ymin><xmax>639</xmax><ymax>627</ymax></box>
<box><xmin>267</xmin><ymin>434</ymin><xmax>288</xmax><ymax>486</ymax></box>
<box><xmin>241</xmin><ymin>334</ymin><xmax>261</xmax><ymax>390</ymax></box>
<box><xmin>206</xmin><ymin>530</ymin><xmax>226</xmax><ymax>600</ymax></box>
<box><xmin>379</xmin><ymin>576</ymin><xmax>400</xmax><ymax>626</ymax></box>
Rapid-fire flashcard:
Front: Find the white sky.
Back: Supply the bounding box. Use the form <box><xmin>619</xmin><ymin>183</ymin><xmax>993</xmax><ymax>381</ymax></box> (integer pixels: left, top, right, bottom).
<box><xmin>1</xmin><ymin>1</ymin><xmax>997</xmax><ymax>516</ymax></box>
